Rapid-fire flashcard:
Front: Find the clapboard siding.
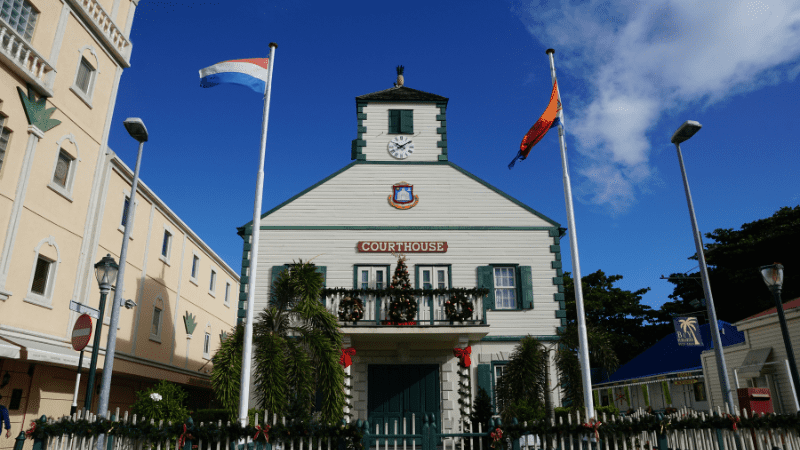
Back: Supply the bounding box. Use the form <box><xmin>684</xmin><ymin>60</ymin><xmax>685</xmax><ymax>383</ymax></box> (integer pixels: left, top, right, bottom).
<box><xmin>261</xmin><ymin>164</ymin><xmax>557</xmax><ymax>227</ymax></box>
<box><xmin>250</xmin><ymin>229</ymin><xmax>560</xmax><ymax>336</ymax></box>
<box><xmin>361</xmin><ymin>102</ymin><xmax>442</xmax><ymax>162</ymax></box>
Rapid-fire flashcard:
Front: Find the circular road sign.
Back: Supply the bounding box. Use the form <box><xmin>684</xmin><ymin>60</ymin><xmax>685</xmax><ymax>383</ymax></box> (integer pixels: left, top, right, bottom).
<box><xmin>72</xmin><ymin>314</ymin><xmax>93</xmax><ymax>351</ymax></box>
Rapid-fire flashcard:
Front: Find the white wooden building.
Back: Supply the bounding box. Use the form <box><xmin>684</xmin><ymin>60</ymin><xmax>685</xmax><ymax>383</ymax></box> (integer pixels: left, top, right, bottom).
<box><xmin>236</xmin><ymin>77</ymin><xmax>566</xmax><ymax>431</ymax></box>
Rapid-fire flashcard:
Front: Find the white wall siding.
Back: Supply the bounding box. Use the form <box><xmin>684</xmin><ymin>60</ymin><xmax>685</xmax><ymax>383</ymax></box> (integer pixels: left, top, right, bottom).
<box><xmin>250</xmin><ymin>229</ymin><xmax>561</xmax><ymax>336</ymax></box>
<box><xmin>360</xmin><ymin>102</ymin><xmax>442</xmax><ymax>162</ymax></box>
<box><xmin>262</xmin><ymin>164</ymin><xmax>556</xmax><ymax>227</ymax></box>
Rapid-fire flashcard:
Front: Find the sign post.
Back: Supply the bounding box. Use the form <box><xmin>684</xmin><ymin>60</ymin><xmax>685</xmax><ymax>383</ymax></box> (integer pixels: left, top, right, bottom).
<box><xmin>70</xmin><ymin>314</ymin><xmax>92</xmax><ymax>415</ymax></box>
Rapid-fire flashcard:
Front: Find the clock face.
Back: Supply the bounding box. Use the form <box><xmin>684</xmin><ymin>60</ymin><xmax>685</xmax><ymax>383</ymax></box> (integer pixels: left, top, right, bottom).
<box><xmin>388</xmin><ymin>136</ymin><xmax>414</xmax><ymax>159</ymax></box>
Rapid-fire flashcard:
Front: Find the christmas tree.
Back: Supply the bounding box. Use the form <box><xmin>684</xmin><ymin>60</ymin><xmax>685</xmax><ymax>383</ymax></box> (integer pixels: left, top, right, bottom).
<box><xmin>388</xmin><ymin>255</ymin><xmax>417</xmax><ymax>322</ymax></box>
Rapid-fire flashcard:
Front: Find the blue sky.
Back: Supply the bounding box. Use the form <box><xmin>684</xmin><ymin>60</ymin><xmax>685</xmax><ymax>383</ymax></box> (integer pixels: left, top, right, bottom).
<box><xmin>107</xmin><ymin>0</ymin><xmax>800</xmax><ymax>312</ymax></box>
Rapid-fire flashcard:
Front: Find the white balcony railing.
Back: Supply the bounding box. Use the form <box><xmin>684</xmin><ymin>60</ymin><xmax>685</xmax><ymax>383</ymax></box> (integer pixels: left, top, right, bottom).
<box><xmin>326</xmin><ymin>291</ymin><xmax>486</xmax><ymax>326</ymax></box>
<box><xmin>70</xmin><ymin>0</ymin><xmax>131</xmax><ymax>65</ymax></box>
<box><xmin>0</xmin><ymin>22</ymin><xmax>54</xmax><ymax>96</ymax></box>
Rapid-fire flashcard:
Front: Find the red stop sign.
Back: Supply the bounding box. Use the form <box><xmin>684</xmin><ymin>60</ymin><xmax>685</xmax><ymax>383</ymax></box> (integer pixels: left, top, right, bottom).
<box><xmin>72</xmin><ymin>314</ymin><xmax>93</xmax><ymax>351</ymax></box>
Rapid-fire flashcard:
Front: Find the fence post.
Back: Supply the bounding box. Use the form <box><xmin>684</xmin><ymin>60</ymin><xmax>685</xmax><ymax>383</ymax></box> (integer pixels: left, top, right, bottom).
<box><xmin>429</xmin><ymin>413</ymin><xmax>438</xmax><ymax>450</ymax></box>
<box><xmin>511</xmin><ymin>419</ymin><xmax>520</xmax><ymax>450</ymax></box>
<box><xmin>13</xmin><ymin>431</ymin><xmax>26</xmax><ymax>450</ymax></box>
<box><xmin>655</xmin><ymin>413</ymin><xmax>668</xmax><ymax>450</ymax></box>
<box><xmin>31</xmin><ymin>415</ymin><xmax>47</xmax><ymax>450</ymax></box>
<box><xmin>106</xmin><ymin>414</ymin><xmax>116</xmax><ymax>450</ymax></box>
<box><xmin>184</xmin><ymin>417</ymin><xmax>195</xmax><ymax>450</ymax></box>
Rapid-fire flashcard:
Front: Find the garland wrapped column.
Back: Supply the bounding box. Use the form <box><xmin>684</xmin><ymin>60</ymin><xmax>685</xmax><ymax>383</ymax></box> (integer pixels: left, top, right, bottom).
<box><xmin>454</xmin><ymin>347</ymin><xmax>472</xmax><ymax>422</ymax></box>
<box><xmin>340</xmin><ymin>347</ymin><xmax>356</xmax><ymax>422</ymax></box>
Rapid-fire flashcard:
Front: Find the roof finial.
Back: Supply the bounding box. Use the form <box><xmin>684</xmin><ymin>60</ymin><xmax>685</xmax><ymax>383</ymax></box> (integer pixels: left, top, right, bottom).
<box><xmin>394</xmin><ymin>65</ymin><xmax>404</xmax><ymax>87</ymax></box>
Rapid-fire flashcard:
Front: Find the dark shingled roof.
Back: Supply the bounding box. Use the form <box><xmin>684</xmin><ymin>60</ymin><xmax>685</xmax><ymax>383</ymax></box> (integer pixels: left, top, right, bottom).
<box><xmin>356</xmin><ymin>86</ymin><xmax>448</xmax><ymax>104</ymax></box>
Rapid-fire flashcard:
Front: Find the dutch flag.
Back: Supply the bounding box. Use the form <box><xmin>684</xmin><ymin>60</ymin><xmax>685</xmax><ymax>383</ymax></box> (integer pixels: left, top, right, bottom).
<box><xmin>199</xmin><ymin>58</ymin><xmax>270</xmax><ymax>94</ymax></box>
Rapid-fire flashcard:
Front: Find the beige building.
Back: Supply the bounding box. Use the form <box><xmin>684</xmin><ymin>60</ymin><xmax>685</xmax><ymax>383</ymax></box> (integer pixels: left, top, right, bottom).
<box><xmin>0</xmin><ymin>0</ymin><xmax>239</xmax><ymax>444</ymax></box>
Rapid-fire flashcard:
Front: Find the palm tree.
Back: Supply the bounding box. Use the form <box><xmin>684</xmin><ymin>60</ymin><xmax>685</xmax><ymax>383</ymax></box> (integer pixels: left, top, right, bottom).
<box><xmin>678</xmin><ymin>317</ymin><xmax>700</xmax><ymax>345</ymax></box>
<box><xmin>253</xmin><ymin>261</ymin><xmax>345</xmax><ymax>423</ymax></box>
<box><xmin>555</xmin><ymin>324</ymin><xmax>619</xmax><ymax>412</ymax></box>
<box><xmin>495</xmin><ymin>336</ymin><xmax>549</xmax><ymax>423</ymax></box>
<box><xmin>210</xmin><ymin>324</ymin><xmax>244</xmax><ymax>421</ymax></box>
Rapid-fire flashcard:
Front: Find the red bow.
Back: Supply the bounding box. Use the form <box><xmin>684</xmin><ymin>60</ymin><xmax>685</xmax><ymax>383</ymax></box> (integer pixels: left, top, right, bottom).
<box><xmin>340</xmin><ymin>347</ymin><xmax>356</xmax><ymax>368</ymax></box>
<box><xmin>582</xmin><ymin>418</ymin><xmax>602</xmax><ymax>440</ymax></box>
<box><xmin>453</xmin><ymin>346</ymin><xmax>471</xmax><ymax>367</ymax></box>
<box><xmin>254</xmin><ymin>424</ymin><xmax>270</xmax><ymax>442</ymax></box>
<box><xmin>25</xmin><ymin>422</ymin><xmax>36</xmax><ymax>439</ymax></box>
<box><xmin>725</xmin><ymin>414</ymin><xmax>741</xmax><ymax>431</ymax></box>
<box><xmin>178</xmin><ymin>424</ymin><xmax>193</xmax><ymax>449</ymax></box>
<box><xmin>490</xmin><ymin>428</ymin><xmax>503</xmax><ymax>448</ymax></box>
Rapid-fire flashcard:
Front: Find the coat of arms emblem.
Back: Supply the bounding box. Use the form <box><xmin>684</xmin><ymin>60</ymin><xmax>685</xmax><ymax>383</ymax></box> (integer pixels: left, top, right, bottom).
<box><xmin>388</xmin><ymin>182</ymin><xmax>419</xmax><ymax>209</ymax></box>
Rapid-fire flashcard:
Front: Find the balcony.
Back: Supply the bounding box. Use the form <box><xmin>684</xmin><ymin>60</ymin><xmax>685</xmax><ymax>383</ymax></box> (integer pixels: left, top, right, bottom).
<box><xmin>68</xmin><ymin>0</ymin><xmax>131</xmax><ymax>67</ymax></box>
<box><xmin>323</xmin><ymin>288</ymin><xmax>491</xmax><ymax>342</ymax></box>
<box><xmin>0</xmin><ymin>22</ymin><xmax>54</xmax><ymax>97</ymax></box>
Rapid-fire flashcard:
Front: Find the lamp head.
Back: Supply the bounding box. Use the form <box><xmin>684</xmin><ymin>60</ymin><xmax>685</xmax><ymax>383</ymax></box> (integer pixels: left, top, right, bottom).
<box><xmin>123</xmin><ymin>118</ymin><xmax>148</xmax><ymax>143</ymax></box>
<box><xmin>760</xmin><ymin>263</ymin><xmax>784</xmax><ymax>290</ymax></box>
<box><xmin>671</xmin><ymin>120</ymin><xmax>702</xmax><ymax>144</ymax></box>
<box><xmin>94</xmin><ymin>253</ymin><xmax>119</xmax><ymax>289</ymax></box>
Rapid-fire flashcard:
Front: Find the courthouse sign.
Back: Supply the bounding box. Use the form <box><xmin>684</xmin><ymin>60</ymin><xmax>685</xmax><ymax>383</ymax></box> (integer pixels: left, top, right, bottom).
<box><xmin>357</xmin><ymin>241</ymin><xmax>448</xmax><ymax>253</ymax></box>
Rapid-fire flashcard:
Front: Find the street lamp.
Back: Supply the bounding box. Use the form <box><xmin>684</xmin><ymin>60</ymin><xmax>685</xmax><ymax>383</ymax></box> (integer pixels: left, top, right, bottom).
<box><xmin>760</xmin><ymin>263</ymin><xmax>800</xmax><ymax>409</ymax></box>
<box><xmin>84</xmin><ymin>254</ymin><xmax>118</xmax><ymax>410</ymax></box>
<box><xmin>95</xmin><ymin>118</ymin><xmax>148</xmax><ymax>434</ymax></box>
<box><xmin>671</xmin><ymin>120</ymin><xmax>738</xmax><ymax>415</ymax></box>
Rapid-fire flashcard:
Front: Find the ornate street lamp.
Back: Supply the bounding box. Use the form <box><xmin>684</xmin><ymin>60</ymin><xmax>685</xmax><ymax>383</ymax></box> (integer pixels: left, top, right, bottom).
<box><xmin>760</xmin><ymin>263</ymin><xmax>800</xmax><ymax>410</ymax></box>
<box><xmin>84</xmin><ymin>254</ymin><xmax>118</xmax><ymax>409</ymax></box>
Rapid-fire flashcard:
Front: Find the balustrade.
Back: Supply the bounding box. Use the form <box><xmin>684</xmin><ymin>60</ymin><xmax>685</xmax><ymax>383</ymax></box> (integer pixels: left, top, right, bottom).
<box><xmin>325</xmin><ymin>291</ymin><xmax>486</xmax><ymax>326</ymax></box>
<box><xmin>0</xmin><ymin>22</ymin><xmax>53</xmax><ymax>94</ymax></box>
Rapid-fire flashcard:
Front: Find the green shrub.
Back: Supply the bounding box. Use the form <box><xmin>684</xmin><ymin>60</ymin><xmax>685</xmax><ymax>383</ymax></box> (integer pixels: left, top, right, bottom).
<box><xmin>130</xmin><ymin>380</ymin><xmax>189</xmax><ymax>423</ymax></box>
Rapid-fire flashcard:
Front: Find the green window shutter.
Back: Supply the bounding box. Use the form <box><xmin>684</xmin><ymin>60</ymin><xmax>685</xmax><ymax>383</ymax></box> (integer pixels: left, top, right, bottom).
<box><xmin>477</xmin><ymin>364</ymin><xmax>491</xmax><ymax>400</ymax></box>
<box><xmin>519</xmin><ymin>266</ymin><xmax>533</xmax><ymax>309</ymax></box>
<box><xmin>400</xmin><ymin>110</ymin><xmax>413</xmax><ymax>133</ymax></box>
<box><xmin>316</xmin><ymin>266</ymin><xmax>327</xmax><ymax>306</ymax></box>
<box><xmin>271</xmin><ymin>265</ymin><xmax>289</xmax><ymax>290</ymax></box>
<box><xmin>388</xmin><ymin>110</ymin><xmax>400</xmax><ymax>133</ymax></box>
<box><xmin>477</xmin><ymin>266</ymin><xmax>495</xmax><ymax>311</ymax></box>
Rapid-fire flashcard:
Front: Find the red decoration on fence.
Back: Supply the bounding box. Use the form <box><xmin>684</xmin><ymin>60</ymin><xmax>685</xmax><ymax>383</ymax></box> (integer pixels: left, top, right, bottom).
<box><xmin>340</xmin><ymin>347</ymin><xmax>356</xmax><ymax>368</ymax></box>
<box><xmin>582</xmin><ymin>418</ymin><xmax>602</xmax><ymax>440</ymax></box>
<box><xmin>25</xmin><ymin>421</ymin><xmax>36</xmax><ymax>439</ymax></box>
<box><xmin>253</xmin><ymin>424</ymin><xmax>270</xmax><ymax>442</ymax></box>
<box><xmin>453</xmin><ymin>346</ymin><xmax>471</xmax><ymax>367</ymax></box>
<box><xmin>491</xmin><ymin>428</ymin><xmax>503</xmax><ymax>448</ymax></box>
<box><xmin>725</xmin><ymin>414</ymin><xmax>741</xmax><ymax>431</ymax></box>
<box><xmin>178</xmin><ymin>424</ymin><xmax>194</xmax><ymax>449</ymax></box>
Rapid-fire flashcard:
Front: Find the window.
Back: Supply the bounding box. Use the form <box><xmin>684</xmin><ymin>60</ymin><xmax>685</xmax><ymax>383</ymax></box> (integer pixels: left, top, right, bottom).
<box><xmin>150</xmin><ymin>297</ymin><xmax>164</xmax><ymax>342</ymax></box>
<box><xmin>0</xmin><ymin>0</ymin><xmax>39</xmax><ymax>42</ymax></box>
<box><xmin>209</xmin><ymin>269</ymin><xmax>216</xmax><ymax>294</ymax></box>
<box><xmin>388</xmin><ymin>110</ymin><xmax>413</xmax><ymax>134</ymax></box>
<box><xmin>0</xmin><ymin>115</ymin><xmax>10</xmax><ymax>172</ymax></box>
<box><xmin>52</xmin><ymin>150</ymin><xmax>72</xmax><ymax>187</ymax></box>
<box><xmin>161</xmin><ymin>230</ymin><xmax>172</xmax><ymax>258</ymax></box>
<box><xmin>224</xmin><ymin>282</ymin><xmax>231</xmax><ymax>306</ymax></box>
<box><xmin>191</xmin><ymin>255</ymin><xmax>199</xmax><ymax>279</ymax></box>
<box><xmin>493</xmin><ymin>267</ymin><xmax>516</xmax><ymax>309</ymax></box>
<box><xmin>74</xmin><ymin>57</ymin><xmax>94</xmax><ymax>94</ymax></box>
<box><xmin>203</xmin><ymin>332</ymin><xmax>211</xmax><ymax>359</ymax></box>
<box><xmin>30</xmin><ymin>256</ymin><xmax>51</xmax><ymax>295</ymax></box>
<box><xmin>9</xmin><ymin>388</ymin><xmax>23</xmax><ymax>410</ymax></box>
<box><xmin>494</xmin><ymin>364</ymin><xmax>507</xmax><ymax>412</ymax></box>
<box><xmin>693</xmin><ymin>381</ymin><xmax>706</xmax><ymax>401</ymax></box>
<box><xmin>121</xmin><ymin>196</ymin><xmax>130</xmax><ymax>227</ymax></box>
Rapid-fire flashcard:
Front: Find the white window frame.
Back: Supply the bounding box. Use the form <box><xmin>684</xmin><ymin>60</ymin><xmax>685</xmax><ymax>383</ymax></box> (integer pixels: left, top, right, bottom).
<box><xmin>190</xmin><ymin>251</ymin><xmax>200</xmax><ymax>285</ymax></box>
<box><xmin>24</xmin><ymin>236</ymin><xmax>61</xmax><ymax>309</ymax></box>
<box><xmin>493</xmin><ymin>363</ymin><xmax>508</xmax><ymax>413</ymax></box>
<box><xmin>70</xmin><ymin>46</ymin><xmax>100</xmax><ymax>107</ymax></box>
<box><xmin>493</xmin><ymin>267</ymin><xmax>517</xmax><ymax>309</ymax></box>
<box><xmin>159</xmin><ymin>224</ymin><xmax>173</xmax><ymax>265</ymax></box>
<box><xmin>149</xmin><ymin>296</ymin><xmax>164</xmax><ymax>343</ymax></box>
<box><xmin>47</xmin><ymin>134</ymin><xmax>80</xmax><ymax>202</ymax></box>
<box><xmin>0</xmin><ymin>114</ymin><xmax>11</xmax><ymax>174</ymax></box>
<box><xmin>117</xmin><ymin>189</ymin><xmax>138</xmax><ymax>237</ymax></box>
<box><xmin>202</xmin><ymin>323</ymin><xmax>212</xmax><ymax>360</ymax></box>
<box><xmin>224</xmin><ymin>282</ymin><xmax>231</xmax><ymax>307</ymax></box>
<box><xmin>209</xmin><ymin>269</ymin><xmax>216</xmax><ymax>296</ymax></box>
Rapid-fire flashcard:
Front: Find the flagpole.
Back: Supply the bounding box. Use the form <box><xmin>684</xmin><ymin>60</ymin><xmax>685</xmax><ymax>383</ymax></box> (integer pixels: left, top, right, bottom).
<box><xmin>546</xmin><ymin>48</ymin><xmax>595</xmax><ymax>419</ymax></box>
<box><xmin>239</xmin><ymin>42</ymin><xmax>277</xmax><ymax>426</ymax></box>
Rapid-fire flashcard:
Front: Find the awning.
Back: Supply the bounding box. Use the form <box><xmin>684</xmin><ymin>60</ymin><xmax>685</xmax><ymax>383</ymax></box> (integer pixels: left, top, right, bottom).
<box><xmin>738</xmin><ymin>347</ymin><xmax>772</xmax><ymax>377</ymax></box>
<box><xmin>0</xmin><ymin>334</ymin><xmax>80</xmax><ymax>367</ymax></box>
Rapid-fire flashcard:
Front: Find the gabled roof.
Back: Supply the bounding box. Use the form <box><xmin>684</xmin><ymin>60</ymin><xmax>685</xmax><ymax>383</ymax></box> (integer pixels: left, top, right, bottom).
<box><xmin>596</xmin><ymin>321</ymin><xmax>745</xmax><ymax>385</ymax></box>
<box><xmin>746</xmin><ymin>297</ymin><xmax>800</xmax><ymax>320</ymax></box>
<box><xmin>356</xmin><ymin>86</ymin><xmax>448</xmax><ymax>103</ymax></box>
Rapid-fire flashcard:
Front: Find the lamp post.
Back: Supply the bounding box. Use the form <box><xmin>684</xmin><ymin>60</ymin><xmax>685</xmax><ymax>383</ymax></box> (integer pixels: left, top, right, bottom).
<box><xmin>95</xmin><ymin>118</ymin><xmax>148</xmax><ymax>429</ymax></box>
<box><xmin>760</xmin><ymin>263</ymin><xmax>800</xmax><ymax>409</ymax></box>
<box><xmin>84</xmin><ymin>254</ymin><xmax>118</xmax><ymax>410</ymax></box>
<box><xmin>671</xmin><ymin>120</ymin><xmax>738</xmax><ymax>414</ymax></box>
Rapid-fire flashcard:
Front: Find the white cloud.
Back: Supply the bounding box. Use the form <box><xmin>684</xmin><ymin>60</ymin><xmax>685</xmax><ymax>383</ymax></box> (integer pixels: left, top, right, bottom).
<box><xmin>514</xmin><ymin>0</ymin><xmax>800</xmax><ymax>213</ymax></box>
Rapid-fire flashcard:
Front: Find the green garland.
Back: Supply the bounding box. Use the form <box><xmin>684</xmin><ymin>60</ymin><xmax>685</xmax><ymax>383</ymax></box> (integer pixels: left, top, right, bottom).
<box><xmin>24</xmin><ymin>416</ymin><xmax>365</xmax><ymax>449</ymax></box>
<box><xmin>322</xmin><ymin>287</ymin><xmax>490</xmax><ymax>298</ymax></box>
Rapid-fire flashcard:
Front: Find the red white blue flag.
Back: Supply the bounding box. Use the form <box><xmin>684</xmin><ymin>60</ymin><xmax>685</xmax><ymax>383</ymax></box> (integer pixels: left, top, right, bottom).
<box><xmin>508</xmin><ymin>80</ymin><xmax>561</xmax><ymax>169</ymax></box>
<box><xmin>199</xmin><ymin>58</ymin><xmax>270</xmax><ymax>94</ymax></box>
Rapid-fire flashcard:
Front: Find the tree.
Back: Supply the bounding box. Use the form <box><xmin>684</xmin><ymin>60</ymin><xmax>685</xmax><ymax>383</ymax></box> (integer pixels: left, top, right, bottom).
<box><xmin>555</xmin><ymin>324</ymin><xmax>619</xmax><ymax>410</ymax></box>
<box><xmin>253</xmin><ymin>261</ymin><xmax>345</xmax><ymax>423</ymax></box>
<box><xmin>660</xmin><ymin>206</ymin><xmax>800</xmax><ymax>323</ymax></box>
<box><xmin>495</xmin><ymin>337</ymin><xmax>548</xmax><ymax>423</ymax></box>
<box><xmin>211</xmin><ymin>324</ymin><xmax>244</xmax><ymax>421</ymax></box>
<box><xmin>130</xmin><ymin>380</ymin><xmax>189</xmax><ymax>423</ymax></box>
<box><xmin>388</xmin><ymin>255</ymin><xmax>417</xmax><ymax>322</ymax></box>
<box><xmin>563</xmin><ymin>271</ymin><xmax>659</xmax><ymax>365</ymax></box>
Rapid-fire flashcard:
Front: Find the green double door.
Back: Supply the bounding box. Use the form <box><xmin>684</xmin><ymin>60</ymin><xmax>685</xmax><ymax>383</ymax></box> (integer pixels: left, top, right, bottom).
<box><xmin>368</xmin><ymin>364</ymin><xmax>440</xmax><ymax>437</ymax></box>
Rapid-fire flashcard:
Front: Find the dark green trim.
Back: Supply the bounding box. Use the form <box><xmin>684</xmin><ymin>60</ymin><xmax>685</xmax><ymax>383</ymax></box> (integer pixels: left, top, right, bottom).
<box><xmin>555</xmin><ymin>310</ymin><xmax>567</xmax><ymax>318</ymax></box>
<box><xmin>238</xmin><ymin>161</ymin><xmax>561</xmax><ymax>229</ymax></box>
<box><xmin>237</xmin><ymin>229</ymin><xmax>252</xmax><ymax>326</ymax></box>
<box><xmin>438</xmin><ymin>155</ymin><xmax>448</xmax><ymax>161</ymax></box>
<box><xmin>437</xmin><ymin>141</ymin><xmax>447</xmax><ymax>148</ymax></box>
<box><xmin>357</xmin><ymin>113</ymin><xmax>367</xmax><ymax>119</ymax></box>
<box><xmin>258</xmin><ymin>225</ymin><xmax>560</xmax><ymax>231</ymax></box>
<box><xmin>436</xmin><ymin>114</ymin><xmax>446</xmax><ymax>120</ymax></box>
<box><xmin>356</xmin><ymin>160</ymin><xmax>448</xmax><ymax>165</ymax></box>
<box><xmin>554</xmin><ymin>293</ymin><xmax>564</xmax><ymax>301</ymax></box>
<box><xmin>552</xmin><ymin>261</ymin><xmax>562</xmax><ymax>269</ymax></box>
<box><xmin>480</xmin><ymin>335</ymin><xmax>560</xmax><ymax>342</ymax></box>
<box><xmin>550</xmin><ymin>245</ymin><xmax>561</xmax><ymax>253</ymax></box>
<box><xmin>414</xmin><ymin>264</ymin><xmax>453</xmax><ymax>289</ymax></box>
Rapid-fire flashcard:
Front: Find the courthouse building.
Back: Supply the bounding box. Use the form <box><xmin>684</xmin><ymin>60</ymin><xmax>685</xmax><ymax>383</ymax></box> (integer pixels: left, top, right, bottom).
<box><xmin>0</xmin><ymin>0</ymin><xmax>238</xmax><ymax>442</ymax></box>
<box><xmin>237</xmin><ymin>75</ymin><xmax>566</xmax><ymax>431</ymax></box>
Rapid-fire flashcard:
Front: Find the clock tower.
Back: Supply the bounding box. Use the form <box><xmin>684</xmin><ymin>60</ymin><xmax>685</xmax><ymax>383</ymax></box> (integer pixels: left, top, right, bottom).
<box><xmin>352</xmin><ymin>68</ymin><xmax>449</xmax><ymax>162</ymax></box>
